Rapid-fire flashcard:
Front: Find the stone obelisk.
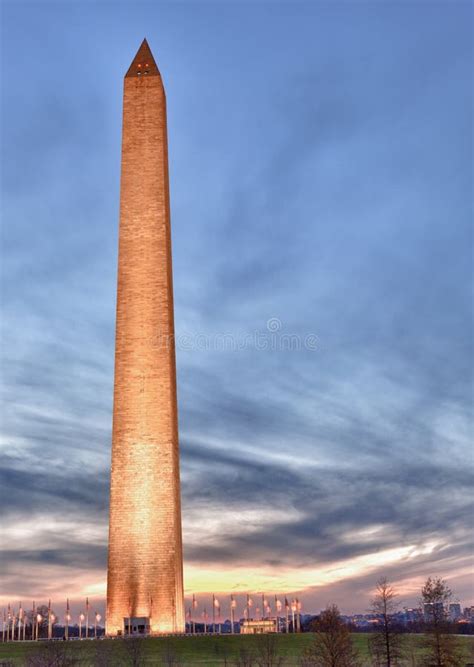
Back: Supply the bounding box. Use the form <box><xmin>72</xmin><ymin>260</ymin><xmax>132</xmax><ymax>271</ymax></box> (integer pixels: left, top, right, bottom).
<box><xmin>106</xmin><ymin>39</ymin><xmax>184</xmax><ymax>636</ymax></box>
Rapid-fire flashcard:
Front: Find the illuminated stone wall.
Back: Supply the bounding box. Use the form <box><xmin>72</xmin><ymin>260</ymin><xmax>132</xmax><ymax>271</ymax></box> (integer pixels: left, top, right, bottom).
<box><xmin>106</xmin><ymin>40</ymin><xmax>184</xmax><ymax>636</ymax></box>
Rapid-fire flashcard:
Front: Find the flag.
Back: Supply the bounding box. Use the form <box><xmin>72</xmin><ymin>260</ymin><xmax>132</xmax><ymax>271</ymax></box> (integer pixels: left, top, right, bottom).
<box><xmin>192</xmin><ymin>594</ymin><xmax>197</xmax><ymax>609</ymax></box>
<box><xmin>214</xmin><ymin>597</ymin><xmax>220</xmax><ymax>609</ymax></box>
<box><xmin>285</xmin><ymin>598</ymin><xmax>289</xmax><ymax>609</ymax></box>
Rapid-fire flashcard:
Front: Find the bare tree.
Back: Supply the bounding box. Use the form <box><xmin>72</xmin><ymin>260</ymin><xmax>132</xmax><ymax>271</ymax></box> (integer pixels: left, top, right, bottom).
<box><xmin>420</xmin><ymin>577</ymin><xmax>465</xmax><ymax>667</ymax></box>
<box><xmin>212</xmin><ymin>638</ymin><xmax>231</xmax><ymax>666</ymax></box>
<box><xmin>234</xmin><ymin>646</ymin><xmax>256</xmax><ymax>667</ymax></box>
<box><xmin>159</xmin><ymin>638</ymin><xmax>183</xmax><ymax>667</ymax></box>
<box><xmin>301</xmin><ymin>605</ymin><xmax>361</xmax><ymax>667</ymax></box>
<box><xmin>369</xmin><ymin>577</ymin><xmax>405</xmax><ymax>666</ymax></box>
<box><xmin>26</xmin><ymin>641</ymin><xmax>85</xmax><ymax>667</ymax></box>
<box><xmin>94</xmin><ymin>639</ymin><xmax>122</xmax><ymax>667</ymax></box>
<box><xmin>122</xmin><ymin>637</ymin><xmax>146</xmax><ymax>667</ymax></box>
<box><xmin>255</xmin><ymin>633</ymin><xmax>284</xmax><ymax>667</ymax></box>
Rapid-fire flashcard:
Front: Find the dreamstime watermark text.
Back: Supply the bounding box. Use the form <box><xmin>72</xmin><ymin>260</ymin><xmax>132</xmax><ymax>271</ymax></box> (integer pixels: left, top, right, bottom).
<box><xmin>151</xmin><ymin>319</ymin><xmax>318</xmax><ymax>352</ymax></box>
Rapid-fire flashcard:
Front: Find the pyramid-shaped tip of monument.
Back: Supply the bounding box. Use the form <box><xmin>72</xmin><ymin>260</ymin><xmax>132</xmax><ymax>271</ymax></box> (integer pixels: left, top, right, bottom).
<box><xmin>125</xmin><ymin>38</ymin><xmax>161</xmax><ymax>78</ymax></box>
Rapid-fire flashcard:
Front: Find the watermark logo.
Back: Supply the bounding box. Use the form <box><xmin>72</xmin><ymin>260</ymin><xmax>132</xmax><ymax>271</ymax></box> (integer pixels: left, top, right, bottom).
<box><xmin>266</xmin><ymin>317</ymin><xmax>282</xmax><ymax>333</ymax></box>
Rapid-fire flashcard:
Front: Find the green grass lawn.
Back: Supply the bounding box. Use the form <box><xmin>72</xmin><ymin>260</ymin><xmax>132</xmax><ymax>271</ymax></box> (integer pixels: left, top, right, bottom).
<box><xmin>0</xmin><ymin>632</ymin><xmax>473</xmax><ymax>666</ymax></box>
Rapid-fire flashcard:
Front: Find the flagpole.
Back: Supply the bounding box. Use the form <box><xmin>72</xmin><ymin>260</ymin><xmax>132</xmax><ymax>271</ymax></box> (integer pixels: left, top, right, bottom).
<box><xmin>85</xmin><ymin>598</ymin><xmax>89</xmax><ymax>639</ymax></box>
<box><xmin>212</xmin><ymin>595</ymin><xmax>215</xmax><ymax>634</ymax></box>
<box><xmin>48</xmin><ymin>600</ymin><xmax>52</xmax><ymax>640</ymax></box>
<box><xmin>213</xmin><ymin>595</ymin><xmax>220</xmax><ymax>634</ymax></box>
<box><xmin>192</xmin><ymin>594</ymin><xmax>197</xmax><ymax>635</ymax></box>
<box><xmin>35</xmin><ymin>612</ymin><xmax>41</xmax><ymax>641</ymax></box>
<box><xmin>296</xmin><ymin>599</ymin><xmax>301</xmax><ymax>632</ymax></box>
<box><xmin>95</xmin><ymin>613</ymin><xmax>101</xmax><ymax>638</ymax></box>
<box><xmin>275</xmin><ymin>595</ymin><xmax>279</xmax><ymax>633</ymax></box>
<box><xmin>65</xmin><ymin>599</ymin><xmax>69</xmax><ymax>641</ymax></box>
<box><xmin>230</xmin><ymin>595</ymin><xmax>236</xmax><ymax>634</ymax></box>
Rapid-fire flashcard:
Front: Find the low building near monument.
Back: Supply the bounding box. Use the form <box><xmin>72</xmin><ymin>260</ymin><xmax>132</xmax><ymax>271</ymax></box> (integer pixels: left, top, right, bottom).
<box><xmin>124</xmin><ymin>617</ymin><xmax>151</xmax><ymax>637</ymax></box>
<box><xmin>240</xmin><ymin>619</ymin><xmax>277</xmax><ymax>634</ymax></box>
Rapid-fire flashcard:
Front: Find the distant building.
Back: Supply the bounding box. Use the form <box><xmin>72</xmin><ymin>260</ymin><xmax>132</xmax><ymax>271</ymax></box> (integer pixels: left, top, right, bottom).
<box><xmin>424</xmin><ymin>602</ymin><xmax>445</xmax><ymax>623</ymax></box>
<box><xmin>404</xmin><ymin>608</ymin><xmax>422</xmax><ymax>624</ymax></box>
<box><xmin>240</xmin><ymin>619</ymin><xmax>277</xmax><ymax>634</ymax></box>
<box><xmin>463</xmin><ymin>607</ymin><xmax>474</xmax><ymax>620</ymax></box>
<box><xmin>449</xmin><ymin>604</ymin><xmax>462</xmax><ymax>621</ymax></box>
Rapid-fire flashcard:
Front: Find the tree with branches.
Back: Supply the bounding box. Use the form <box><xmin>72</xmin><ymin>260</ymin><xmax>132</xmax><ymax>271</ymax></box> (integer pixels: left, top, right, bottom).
<box><xmin>26</xmin><ymin>641</ymin><xmax>83</xmax><ymax>667</ymax></box>
<box><xmin>234</xmin><ymin>646</ymin><xmax>256</xmax><ymax>667</ymax></box>
<box><xmin>368</xmin><ymin>577</ymin><xmax>405</xmax><ymax>666</ymax></box>
<box><xmin>255</xmin><ymin>633</ymin><xmax>284</xmax><ymax>667</ymax></box>
<box><xmin>122</xmin><ymin>637</ymin><xmax>146</xmax><ymax>667</ymax></box>
<box><xmin>420</xmin><ymin>577</ymin><xmax>465</xmax><ymax>667</ymax></box>
<box><xmin>301</xmin><ymin>604</ymin><xmax>361</xmax><ymax>667</ymax></box>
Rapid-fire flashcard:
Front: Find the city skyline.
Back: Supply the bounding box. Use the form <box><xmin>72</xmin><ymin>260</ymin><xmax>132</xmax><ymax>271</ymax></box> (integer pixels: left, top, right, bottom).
<box><xmin>1</xmin><ymin>2</ymin><xmax>472</xmax><ymax>617</ymax></box>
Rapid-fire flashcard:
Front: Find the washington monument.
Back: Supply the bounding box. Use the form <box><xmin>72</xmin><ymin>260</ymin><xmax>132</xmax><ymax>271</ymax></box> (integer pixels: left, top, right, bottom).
<box><xmin>106</xmin><ymin>39</ymin><xmax>184</xmax><ymax>635</ymax></box>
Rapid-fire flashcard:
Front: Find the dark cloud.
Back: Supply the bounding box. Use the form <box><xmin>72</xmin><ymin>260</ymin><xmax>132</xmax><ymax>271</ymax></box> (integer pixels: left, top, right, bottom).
<box><xmin>0</xmin><ymin>459</ymin><xmax>109</xmax><ymax>513</ymax></box>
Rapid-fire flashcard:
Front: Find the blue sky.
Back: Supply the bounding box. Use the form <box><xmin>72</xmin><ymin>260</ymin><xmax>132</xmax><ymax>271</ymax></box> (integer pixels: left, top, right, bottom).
<box><xmin>1</xmin><ymin>1</ymin><xmax>472</xmax><ymax>617</ymax></box>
